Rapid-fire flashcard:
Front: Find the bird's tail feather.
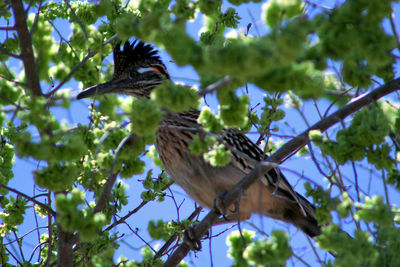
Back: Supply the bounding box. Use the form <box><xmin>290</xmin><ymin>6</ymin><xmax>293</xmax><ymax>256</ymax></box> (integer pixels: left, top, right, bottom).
<box><xmin>288</xmin><ymin>193</ymin><xmax>321</xmax><ymax>237</ymax></box>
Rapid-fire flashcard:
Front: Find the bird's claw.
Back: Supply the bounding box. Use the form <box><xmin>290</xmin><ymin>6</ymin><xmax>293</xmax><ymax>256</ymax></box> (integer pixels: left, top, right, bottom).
<box><xmin>183</xmin><ymin>225</ymin><xmax>203</xmax><ymax>251</ymax></box>
<box><xmin>214</xmin><ymin>190</ymin><xmax>229</xmax><ymax>216</ymax></box>
<box><xmin>214</xmin><ymin>190</ymin><xmax>239</xmax><ymax>222</ymax></box>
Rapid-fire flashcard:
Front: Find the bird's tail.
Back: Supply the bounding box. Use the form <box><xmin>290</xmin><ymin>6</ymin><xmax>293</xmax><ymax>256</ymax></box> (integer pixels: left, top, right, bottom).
<box><xmin>260</xmin><ymin>168</ymin><xmax>321</xmax><ymax>237</ymax></box>
<box><xmin>255</xmin><ymin>185</ymin><xmax>321</xmax><ymax>238</ymax></box>
<box><xmin>289</xmin><ymin>193</ymin><xmax>321</xmax><ymax>237</ymax></box>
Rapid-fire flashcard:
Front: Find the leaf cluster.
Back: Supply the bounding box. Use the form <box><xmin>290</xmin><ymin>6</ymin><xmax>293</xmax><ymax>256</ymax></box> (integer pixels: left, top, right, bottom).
<box><xmin>1</xmin><ymin>0</ymin><xmax>399</xmax><ymax>266</ymax></box>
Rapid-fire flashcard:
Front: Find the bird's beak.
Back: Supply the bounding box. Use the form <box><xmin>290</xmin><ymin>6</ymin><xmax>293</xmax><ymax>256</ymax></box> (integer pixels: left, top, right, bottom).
<box><xmin>77</xmin><ymin>80</ymin><xmax>127</xmax><ymax>99</ymax></box>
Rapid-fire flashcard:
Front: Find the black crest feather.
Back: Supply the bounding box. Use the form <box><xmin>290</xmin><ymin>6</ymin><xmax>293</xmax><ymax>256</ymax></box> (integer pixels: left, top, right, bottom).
<box><xmin>113</xmin><ymin>40</ymin><xmax>161</xmax><ymax>77</ymax></box>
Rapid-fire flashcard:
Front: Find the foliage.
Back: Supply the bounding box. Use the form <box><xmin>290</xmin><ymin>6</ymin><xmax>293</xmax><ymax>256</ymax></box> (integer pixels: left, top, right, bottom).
<box><xmin>152</xmin><ymin>81</ymin><xmax>200</xmax><ymax>113</ymax></box>
<box><xmin>0</xmin><ymin>0</ymin><xmax>399</xmax><ymax>266</ymax></box>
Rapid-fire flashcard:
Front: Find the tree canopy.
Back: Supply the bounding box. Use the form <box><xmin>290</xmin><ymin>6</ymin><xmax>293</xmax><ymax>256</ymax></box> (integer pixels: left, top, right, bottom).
<box><xmin>1</xmin><ymin>0</ymin><xmax>400</xmax><ymax>266</ymax></box>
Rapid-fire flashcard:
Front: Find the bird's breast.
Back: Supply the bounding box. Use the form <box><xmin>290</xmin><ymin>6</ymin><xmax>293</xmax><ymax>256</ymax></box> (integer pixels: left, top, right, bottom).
<box><xmin>155</xmin><ymin>118</ymin><xmax>240</xmax><ymax>208</ymax></box>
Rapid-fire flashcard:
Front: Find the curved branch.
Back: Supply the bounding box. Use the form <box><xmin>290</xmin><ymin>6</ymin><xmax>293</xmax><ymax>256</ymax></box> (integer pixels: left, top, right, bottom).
<box><xmin>0</xmin><ymin>47</ymin><xmax>22</xmax><ymax>59</ymax></box>
<box><xmin>163</xmin><ymin>77</ymin><xmax>400</xmax><ymax>266</ymax></box>
<box><xmin>93</xmin><ymin>133</ymin><xmax>139</xmax><ymax>214</ymax></box>
<box><xmin>0</xmin><ymin>184</ymin><xmax>56</xmax><ymax>217</ymax></box>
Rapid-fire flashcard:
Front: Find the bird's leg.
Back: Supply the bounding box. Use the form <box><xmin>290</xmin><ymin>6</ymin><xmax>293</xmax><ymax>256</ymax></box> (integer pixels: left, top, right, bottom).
<box><xmin>212</xmin><ymin>212</ymin><xmax>251</xmax><ymax>225</ymax></box>
<box><xmin>213</xmin><ymin>188</ymin><xmax>251</xmax><ymax>225</ymax></box>
<box><xmin>213</xmin><ymin>190</ymin><xmax>231</xmax><ymax>220</ymax></box>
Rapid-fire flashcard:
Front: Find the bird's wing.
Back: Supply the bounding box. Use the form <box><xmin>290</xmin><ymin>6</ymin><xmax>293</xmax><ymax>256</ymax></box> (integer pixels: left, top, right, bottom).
<box><xmin>222</xmin><ymin>128</ymin><xmax>311</xmax><ymax>217</ymax></box>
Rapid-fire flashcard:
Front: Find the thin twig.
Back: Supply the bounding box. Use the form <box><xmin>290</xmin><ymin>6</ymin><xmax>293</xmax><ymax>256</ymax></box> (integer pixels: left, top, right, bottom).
<box><xmin>63</xmin><ymin>0</ymin><xmax>88</xmax><ymax>39</ymax></box>
<box><xmin>247</xmin><ymin>8</ymin><xmax>261</xmax><ymax>37</ymax></box>
<box><xmin>6</xmin><ymin>247</ymin><xmax>23</xmax><ymax>266</ymax></box>
<box><xmin>29</xmin><ymin>0</ymin><xmax>43</xmax><ymax>36</ymax></box>
<box><xmin>45</xmin><ymin>191</ymin><xmax>53</xmax><ymax>267</ymax></box>
<box><xmin>125</xmin><ymin>222</ymin><xmax>157</xmax><ymax>254</ymax></box>
<box><xmin>12</xmin><ymin>231</ymin><xmax>26</xmax><ymax>262</ymax></box>
<box><xmin>103</xmin><ymin>180</ymin><xmax>174</xmax><ymax>232</ymax></box>
<box><xmin>45</xmin><ymin>34</ymin><xmax>119</xmax><ymax>98</ymax></box>
<box><xmin>32</xmin><ymin>185</ymin><xmax>42</xmax><ymax>262</ymax></box>
<box><xmin>306</xmin><ymin>236</ymin><xmax>324</xmax><ymax>265</ymax></box>
<box><xmin>153</xmin><ymin>207</ymin><xmax>202</xmax><ymax>260</ymax></box>
<box><xmin>28</xmin><ymin>241</ymin><xmax>48</xmax><ymax>263</ymax></box>
<box><xmin>351</xmin><ymin>162</ymin><xmax>360</xmax><ymax>202</ymax></box>
<box><xmin>3</xmin><ymin>227</ymin><xmax>47</xmax><ymax>246</ymax></box>
<box><xmin>382</xmin><ymin>169</ymin><xmax>390</xmax><ymax>206</ymax></box>
<box><xmin>390</xmin><ymin>11</ymin><xmax>400</xmax><ymax>50</ymax></box>
<box><xmin>94</xmin><ymin>133</ymin><xmax>139</xmax><ymax>214</ymax></box>
<box><xmin>0</xmin><ymin>46</ymin><xmax>22</xmax><ymax>59</ymax></box>
<box><xmin>200</xmin><ymin>76</ymin><xmax>232</xmax><ymax>96</ymax></box>
<box><xmin>323</xmin><ymin>87</ymin><xmax>355</xmax><ymax>118</ymax></box>
<box><xmin>0</xmin><ymin>26</ymin><xmax>16</xmax><ymax>30</ymax></box>
<box><xmin>0</xmin><ymin>92</ymin><xmax>25</xmax><ymax>109</ymax></box>
<box><xmin>0</xmin><ymin>184</ymin><xmax>56</xmax><ymax>217</ymax></box>
<box><xmin>25</xmin><ymin>0</ymin><xmax>35</xmax><ymax>13</ymax></box>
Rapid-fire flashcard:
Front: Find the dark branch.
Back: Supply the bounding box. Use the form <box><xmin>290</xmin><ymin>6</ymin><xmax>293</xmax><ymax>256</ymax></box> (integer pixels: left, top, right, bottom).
<box><xmin>94</xmin><ymin>133</ymin><xmax>139</xmax><ymax>214</ymax></box>
<box><xmin>154</xmin><ymin>207</ymin><xmax>202</xmax><ymax>260</ymax></box>
<box><xmin>0</xmin><ymin>46</ymin><xmax>22</xmax><ymax>59</ymax></box>
<box><xmin>0</xmin><ymin>184</ymin><xmax>56</xmax><ymax>217</ymax></box>
<box><xmin>163</xmin><ymin>77</ymin><xmax>400</xmax><ymax>266</ymax></box>
<box><xmin>103</xmin><ymin>180</ymin><xmax>174</xmax><ymax>231</ymax></box>
<box><xmin>64</xmin><ymin>0</ymin><xmax>88</xmax><ymax>40</ymax></box>
<box><xmin>29</xmin><ymin>0</ymin><xmax>43</xmax><ymax>36</ymax></box>
<box><xmin>93</xmin><ymin>172</ymin><xmax>119</xmax><ymax>214</ymax></box>
<box><xmin>11</xmin><ymin>0</ymin><xmax>42</xmax><ymax>96</ymax></box>
<box><xmin>0</xmin><ymin>26</ymin><xmax>16</xmax><ymax>30</ymax></box>
<box><xmin>57</xmin><ymin>226</ymin><xmax>74</xmax><ymax>267</ymax></box>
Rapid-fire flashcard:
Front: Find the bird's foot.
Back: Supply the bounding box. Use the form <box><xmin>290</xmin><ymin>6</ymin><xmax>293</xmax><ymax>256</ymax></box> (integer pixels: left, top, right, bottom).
<box><xmin>214</xmin><ymin>190</ymin><xmax>243</xmax><ymax>221</ymax></box>
<box><xmin>214</xmin><ymin>190</ymin><xmax>230</xmax><ymax>218</ymax></box>
<box><xmin>183</xmin><ymin>224</ymin><xmax>204</xmax><ymax>251</ymax></box>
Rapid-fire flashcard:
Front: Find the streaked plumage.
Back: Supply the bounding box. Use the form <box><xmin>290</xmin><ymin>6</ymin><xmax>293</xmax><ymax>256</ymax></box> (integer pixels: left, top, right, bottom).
<box><xmin>77</xmin><ymin>41</ymin><xmax>321</xmax><ymax>237</ymax></box>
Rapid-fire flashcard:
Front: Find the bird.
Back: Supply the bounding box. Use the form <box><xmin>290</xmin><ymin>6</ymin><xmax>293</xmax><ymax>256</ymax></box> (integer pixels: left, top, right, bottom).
<box><xmin>77</xmin><ymin>40</ymin><xmax>321</xmax><ymax>238</ymax></box>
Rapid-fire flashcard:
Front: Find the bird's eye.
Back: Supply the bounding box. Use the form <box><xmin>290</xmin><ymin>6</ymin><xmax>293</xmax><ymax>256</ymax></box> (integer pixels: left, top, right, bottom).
<box><xmin>129</xmin><ymin>70</ymin><xmax>138</xmax><ymax>78</ymax></box>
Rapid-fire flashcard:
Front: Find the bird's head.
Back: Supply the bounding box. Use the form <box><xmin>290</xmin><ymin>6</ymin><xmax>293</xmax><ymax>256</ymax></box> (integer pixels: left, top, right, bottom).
<box><xmin>77</xmin><ymin>41</ymin><xmax>169</xmax><ymax>100</ymax></box>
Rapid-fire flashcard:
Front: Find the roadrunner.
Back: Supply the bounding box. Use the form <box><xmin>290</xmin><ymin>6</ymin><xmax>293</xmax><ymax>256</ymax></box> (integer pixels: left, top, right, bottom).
<box><xmin>77</xmin><ymin>41</ymin><xmax>321</xmax><ymax>237</ymax></box>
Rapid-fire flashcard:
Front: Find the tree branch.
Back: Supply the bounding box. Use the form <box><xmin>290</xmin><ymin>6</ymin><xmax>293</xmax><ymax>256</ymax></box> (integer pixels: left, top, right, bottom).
<box><xmin>0</xmin><ymin>26</ymin><xmax>16</xmax><ymax>30</ymax></box>
<box><xmin>163</xmin><ymin>77</ymin><xmax>400</xmax><ymax>266</ymax></box>
<box><xmin>199</xmin><ymin>76</ymin><xmax>232</xmax><ymax>96</ymax></box>
<box><xmin>0</xmin><ymin>46</ymin><xmax>22</xmax><ymax>59</ymax></box>
<box><xmin>0</xmin><ymin>184</ymin><xmax>56</xmax><ymax>217</ymax></box>
<box><xmin>93</xmin><ymin>172</ymin><xmax>119</xmax><ymax>214</ymax></box>
<box><xmin>57</xmin><ymin>226</ymin><xmax>74</xmax><ymax>267</ymax></box>
<box><xmin>103</xmin><ymin>180</ymin><xmax>174</xmax><ymax>231</ymax></box>
<box><xmin>93</xmin><ymin>133</ymin><xmax>138</xmax><ymax>214</ymax></box>
<box><xmin>11</xmin><ymin>0</ymin><xmax>42</xmax><ymax>96</ymax></box>
<box><xmin>154</xmin><ymin>207</ymin><xmax>202</xmax><ymax>260</ymax></box>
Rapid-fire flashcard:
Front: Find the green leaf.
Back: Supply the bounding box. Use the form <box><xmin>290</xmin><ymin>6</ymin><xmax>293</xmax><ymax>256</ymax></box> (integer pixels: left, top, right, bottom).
<box><xmin>263</xmin><ymin>0</ymin><xmax>304</xmax><ymax>28</ymax></box>
<box><xmin>152</xmin><ymin>81</ymin><xmax>200</xmax><ymax>113</ymax></box>
<box><xmin>244</xmin><ymin>231</ymin><xmax>292</xmax><ymax>267</ymax></box>
<box><xmin>130</xmin><ymin>98</ymin><xmax>162</xmax><ymax>136</ymax></box>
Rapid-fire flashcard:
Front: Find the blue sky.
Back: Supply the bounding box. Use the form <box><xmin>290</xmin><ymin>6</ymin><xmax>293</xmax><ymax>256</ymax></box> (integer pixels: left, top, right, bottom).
<box><xmin>3</xmin><ymin>0</ymin><xmax>400</xmax><ymax>266</ymax></box>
